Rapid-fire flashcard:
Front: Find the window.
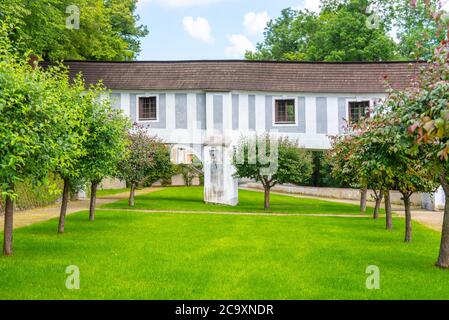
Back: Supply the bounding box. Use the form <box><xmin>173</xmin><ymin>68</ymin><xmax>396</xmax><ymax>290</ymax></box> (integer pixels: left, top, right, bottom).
<box><xmin>138</xmin><ymin>96</ymin><xmax>157</xmax><ymax>121</ymax></box>
<box><xmin>348</xmin><ymin>101</ymin><xmax>370</xmax><ymax>123</ymax></box>
<box><xmin>275</xmin><ymin>99</ymin><xmax>296</xmax><ymax>124</ymax></box>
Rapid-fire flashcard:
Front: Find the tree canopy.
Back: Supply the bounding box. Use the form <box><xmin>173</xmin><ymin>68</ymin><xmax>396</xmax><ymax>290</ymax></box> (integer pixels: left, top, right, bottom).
<box><xmin>233</xmin><ymin>135</ymin><xmax>313</xmax><ymax>209</ymax></box>
<box><xmin>246</xmin><ymin>0</ymin><xmax>444</xmax><ymax>61</ymax></box>
<box><xmin>0</xmin><ymin>21</ymin><xmax>82</xmax><ymax>253</ymax></box>
<box><xmin>0</xmin><ymin>0</ymin><xmax>148</xmax><ymax>61</ymax></box>
<box><xmin>117</xmin><ymin>126</ymin><xmax>173</xmax><ymax>207</ymax></box>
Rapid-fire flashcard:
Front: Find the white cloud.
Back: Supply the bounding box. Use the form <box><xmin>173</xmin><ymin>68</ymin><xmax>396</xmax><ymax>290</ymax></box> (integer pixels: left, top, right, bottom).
<box><xmin>293</xmin><ymin>0</ymin><xmax>321</xmax><ymax>13</ymax></box>
<box><xmin>224</xmin><ymin>34</ymin><xmax>255</xmax><ymax>58</ymax></box>
<box><xmin>183</xmin><ymin>16</ymin><xmax>215</xmax><ymax>44</ymax></box>
<box><xmin>139</xmin><ymin>0</ymin><xmax>225</xmax><ymax>8</ymax></box>
<box><xmin>243</xmin><ymin>11</ymin><xmax>270</xmax><ymax>35</ymax></box>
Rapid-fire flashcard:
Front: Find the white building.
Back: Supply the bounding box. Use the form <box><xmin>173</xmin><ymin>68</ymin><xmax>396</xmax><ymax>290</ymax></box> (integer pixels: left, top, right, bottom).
<box><xmin>66</xmin><ymin>60</ymin><xmax>441</xmax><ymax>208</ymax></box>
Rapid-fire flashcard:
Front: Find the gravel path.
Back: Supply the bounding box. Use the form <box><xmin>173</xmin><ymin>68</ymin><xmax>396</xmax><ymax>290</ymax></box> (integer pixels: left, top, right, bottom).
<box><xmin>0</xmin><ymin>188</ymin><xmax>163</xmax><ymax>230</ymax></box>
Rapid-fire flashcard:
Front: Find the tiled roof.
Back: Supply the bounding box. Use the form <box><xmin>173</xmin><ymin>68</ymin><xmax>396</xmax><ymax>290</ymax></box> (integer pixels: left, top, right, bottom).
<box><xmin>53</xmin><ymin>60</ymin><xmax>424</xmax><ymax>94</ymax></box>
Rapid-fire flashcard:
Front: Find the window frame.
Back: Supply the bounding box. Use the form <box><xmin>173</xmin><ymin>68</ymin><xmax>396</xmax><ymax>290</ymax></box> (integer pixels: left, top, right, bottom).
<box><xmin>272</xmin><ymin>97</ymin><xmax>298</xmax><ymax>127</ymax></box>
<box><xmin>136</xmin><ymin>94</ymin><xmax>159</xmax><ymax>123</ymax></box>
<box><xmin>347</xmin><ymin>100</ymin><xmax>371</xmax><ymax>124</ymax></box>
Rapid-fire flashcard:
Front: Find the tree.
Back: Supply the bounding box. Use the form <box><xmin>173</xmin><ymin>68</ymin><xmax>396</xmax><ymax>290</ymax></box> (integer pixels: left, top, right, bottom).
<box><xmin>328</xmin><ymin>134</ymin><xmax>369</xmax><ymax>213</ymax></box>
<box><xmin>247</xmin><ymin>0</ymin><xmax>446</xmax><ymax>62</ymax></box>
<box><xmin>246</xmin><ymin>1</ymin><xmax>397</xmax><ymax>62</ymax></box>
<box><xmin>79</xmin><ymin>90</ymin><xmax>131</xmax><ymax>221</ymax></box>
<box><xmin>0</xmin><ymin>0</ymin><xmax>148</xmax><ymax>61</ymax></box>
<box><xmin>329</xmin><ymin>107</ymin><xmax>438</xmax><ymax>236</ymax></box>
<box><xmin>0</xmin><ymin>22</ymin><xmax>72</xmax><ymax>254</ymax></box>
<box><xmin>53</xmin><ymin>73</ymin><xmax>89</xmax><ymax>234</ymax></box>
<box><xmin>398</xmin><ymin>41</ymin><xmax>449</xmax><ymax>266</ymax></box>
<box><xmin>117</xmin><ymin>126</ymin><xmax>172</xmax><ymax>206</ymax></box>
<box><xmin>356</xmin><ymin>113</ymin><xmax>438</xmax><ymax>238</ymax></box>
<box><xmin>233</xmin><ymin>135</ymin><xmax>313</xmax><ymax>209</ymax></box>
<box><xmin>390</xmin><ymin>0</ymin><xmax>443</xmax><ymax>60</ymax></box>
<box><xmin>245</xmin><ymin>8</ymin><xmax>319</xmax><ymax>61</ymax></box>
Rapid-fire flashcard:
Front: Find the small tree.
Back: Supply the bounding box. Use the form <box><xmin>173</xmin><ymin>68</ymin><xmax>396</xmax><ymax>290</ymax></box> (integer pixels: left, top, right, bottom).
<box><xmin>117</xmin><ymin>126</ymin><xmax>172</xmax><ymax>206</ymax></box>
<box><xmin>367</xmin><ymin>102</ymin><xmax>439</xmax><ymax>240</ymax></box>
<box><xmin>79</xmin><ymin>90</ymin><xmax>131</xmax><ymax>221</ymax></box>
<box><xmin>0</xmin><ymin>22</ymin><xmax>72</xmax><ymax>254</ymax></box>
<box><xmin>330</xmin><ymin>109</ymin><xmax>439</xmax><ymax>238</ymax></box>
<box><xmin>233</xmin><ymin>135</ymin><xmax>313</xmax><ymax>210</ymax></box>
<box><xmin>54</xmin><ymin>74</ymin><xmax>89</xmax><ymax>234</ymax></box>
<box><xmin>328</xmin><ymin>134</ymin><xmax>369</xmax><ymax>213</ymax></box>
<box><xmin>398</xmin><ymin>41</ymin><xmax>449</xmax><ymax>265</ymax></box>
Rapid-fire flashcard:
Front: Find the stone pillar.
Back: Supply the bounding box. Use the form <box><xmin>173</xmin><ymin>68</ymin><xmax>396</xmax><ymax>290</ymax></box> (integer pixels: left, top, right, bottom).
<box><xmin>203</xmin><ymin>136</ymin><xmax>238</xmax><ymax>206</ymax></box>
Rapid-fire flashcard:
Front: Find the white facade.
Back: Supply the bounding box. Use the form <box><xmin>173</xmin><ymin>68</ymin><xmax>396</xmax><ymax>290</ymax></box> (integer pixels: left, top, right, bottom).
<box><xmin>109</xmin><ymin>89</ymin><xmax>385</xmax><ymax>206</ymax></box>
<box><xmin>113</xmin><ymin>90</ymin><xmax>385</xmax><ymax>149</ymax></box>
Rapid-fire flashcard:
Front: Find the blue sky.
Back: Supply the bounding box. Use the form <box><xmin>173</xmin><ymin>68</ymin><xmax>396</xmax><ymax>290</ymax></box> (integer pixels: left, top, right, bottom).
<box><xmin>135</xmin><ymin>0</ymin><xmax>320</xmax><ymax>60</ymax></box>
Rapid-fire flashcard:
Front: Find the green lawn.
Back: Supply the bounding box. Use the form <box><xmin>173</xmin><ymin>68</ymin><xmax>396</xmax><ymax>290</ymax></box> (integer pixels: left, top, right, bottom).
<box><xmin>0</xmin><ymin>209</ymin><xmax>448</xmax><ymax>299</ymax></box>
<box><xmin>102</xmin><ymin>186</ymin><xmax>375</xmax><ymax>215</ymax></box>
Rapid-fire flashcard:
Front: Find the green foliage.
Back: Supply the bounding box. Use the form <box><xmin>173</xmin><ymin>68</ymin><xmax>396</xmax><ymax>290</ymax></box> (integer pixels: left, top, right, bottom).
<box><xmin>392</xmin><ymin>0</ymin><xmax>443</xmax><ymax>60</ymax></box>
<box><xmin>357</xmin><ymin>113</ymin><xmax>438</xmax><ymax>195</ymax></box>
<box><xmin>404</xmin><ymin>43</ymin><xmax>449</xmax><ymax>162</ymax></box>
<box><xmin>233</xmin><ymin>135</ymin><xmax>313</xmax><ymax>189</ymax></box>
<box><xmin>0</xmin><ymin>18</ymin><xmax>132</xmax><ymax>207</ymax></box>
<box><xmin>79</xmin><ymin>91</ymin><xmax>131</xmax><ymax>185</ymax></box>
<box><xmin>117</xmin><ymin>126</ymin><xmax>173</xmax><ymax>187</ymax></box>
<box><xmin>52</xmin><ymin>73</ymin><xmax>91</xmax><ymax>186</ymax></box>
<box><xmin>329</xmin><ymin>108</ymin><xmax>438</xmax><ymax>196</ymax></box>
<box><xmin>0</xmin><ymin>0</ymin><xmax>148</xmax><ymax>61</ymax></box>
<box><xmin>246</xmin><ymin>1</ymin><xmax>397</xmax><ymax>62</ymax></box>
<box><xmin>246</xmin><ymin>0</ymin><xmax>446</xmax><ymax>62</ymax></box>
<box><xmin>328</xmin><ymin>134</ymin><xmax>365</xmax><ymax>189</ymax></box>
<box><xmin>0</xmin><ymin>21</ymin><xmax>77</xmax><ymax>197</ymax></box>
<box><xmin>245</xmin><ymin>8</ymin><xmax>319</xmax><ymax>61</ymax></box>
<box><xmin>394</xmin><ymin>42</ymin><xmax>449</xmax><ymax>197</ymax></box>
<box><xmin>311</xmin><ymin>151</ymin><xmax>345</xmax><ymax>188</ymax></box>
<box><xmin>175</xmin><ymin>156</ymin><xmax>203</xmax><ymax>187</ymax></box>
<box><xmin>143</xmin><ymin>142</ymin><xmax>174</xmax><ymax>187</ymax></box>
<box><xmin>0</xmin><ymin>173</ymin><xmax>63</xmax><ymax>211</ymax></box>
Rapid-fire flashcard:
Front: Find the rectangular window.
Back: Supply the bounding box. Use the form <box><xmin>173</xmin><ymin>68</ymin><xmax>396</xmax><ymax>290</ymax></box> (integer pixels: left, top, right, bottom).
<box><xmin>138</xmin><ymin>97</ymin><xmax>157</xmax><ymax>121</ymax></box>
<box><xmin>348</xmin><ymin>101</ymin><xmax>370</xmax><ymax>123</ymax></box>
<box><xmin>275</xmin><ymin>99</ymin><xmax>296</xmax><ymax>124</ymax></box>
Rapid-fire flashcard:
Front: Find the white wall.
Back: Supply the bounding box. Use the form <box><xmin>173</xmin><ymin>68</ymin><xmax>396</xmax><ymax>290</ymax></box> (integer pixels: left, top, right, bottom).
<box><xmin>112</xmin><ymin>90</ymin><xmax>386</xmax><ymax>152</ymax></box>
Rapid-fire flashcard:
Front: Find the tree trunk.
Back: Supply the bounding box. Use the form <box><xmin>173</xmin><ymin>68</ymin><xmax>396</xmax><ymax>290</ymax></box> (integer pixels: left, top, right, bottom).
<box><xmin>129</xmin><ymin>183</ymin><xmax>136</xmax><ymax>207</ymax></box>
<box><xmin>360</xmin><ymin>189</ymin><xmax>367</xmax><ymax>213</ymax></box>
<box><xmin>264</xmin><ymin>186</ymin><xmax>271</xmax><ymax>210</ymax></box>
<box><xmin>58</xmin><ymin>178</ymin><xmax>70</xmax><ymax>234</ymax></box>
<box><xmin>89</xmin><ymin>181</ymin><xmax>98</xmax><ymax>222</ymax></box>
<box><xmin>384</xmin><ymin>190</ymin><xmax>393</xmax><ymax>230</ymax></box>
<box><xmin>373</xmin><ymin>190</ymin><xmax>383</xmax><ymax>220</ymax></box>
<box><xmin>403</xmin><ymin>194</ymin><xmax>412</xmax><ymax>243</ymax></box>
<box><xmin>436</xmin><ymin>175</ymin><xmax>449</xmax><ymax>268</ymax></box>
<box><xmin>3</xmin><ymin>192</ymin><xmax>14</xmax><ymax>256</ymax></box>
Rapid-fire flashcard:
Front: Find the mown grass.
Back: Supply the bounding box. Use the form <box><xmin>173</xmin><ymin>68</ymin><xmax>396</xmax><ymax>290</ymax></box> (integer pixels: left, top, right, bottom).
<box><xmin>0</xmin><ymin>210</ymin><xmax>447</xmax><ymax>300</ymax></box>
<box><xmin>101</xmin><ymin>187</ymin><xmax>376</xmax><ymax>215</ymax></box>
